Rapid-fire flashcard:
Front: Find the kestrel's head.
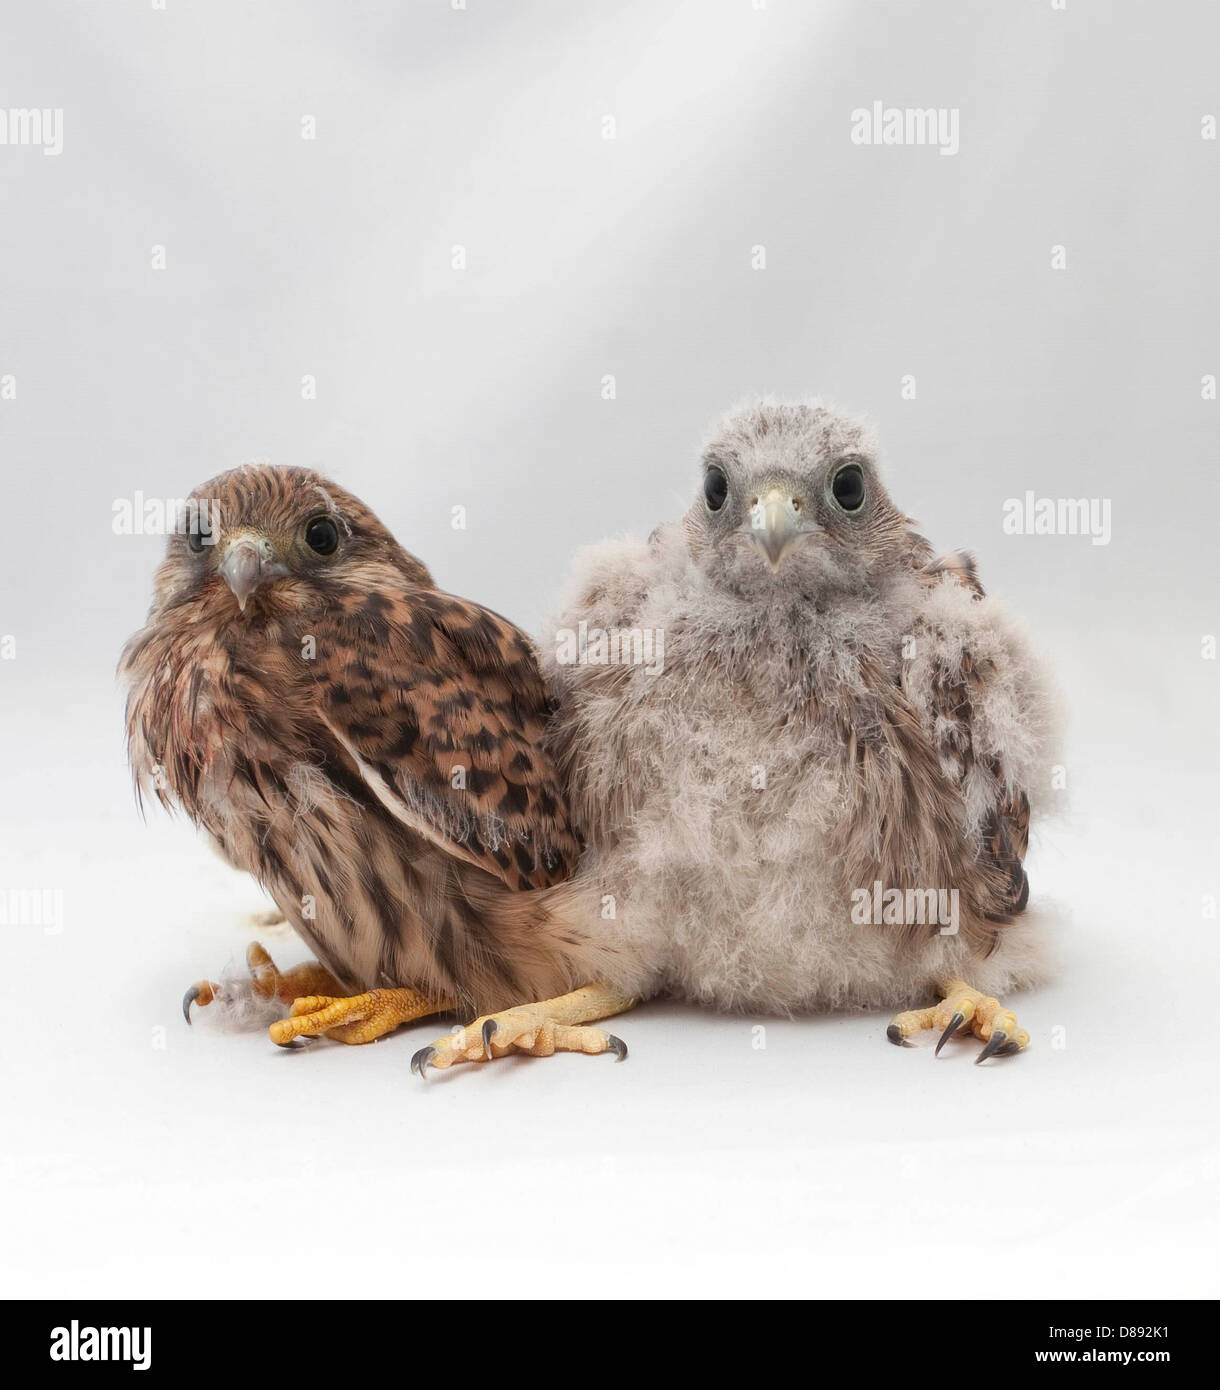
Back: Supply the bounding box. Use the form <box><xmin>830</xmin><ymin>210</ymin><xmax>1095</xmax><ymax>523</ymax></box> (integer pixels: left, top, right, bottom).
<box><xmin>686</xmin><ymin>401</ymin><xmax>911</xmax><ymax>598</ymax></box>
<box><xmin>147</xmin><ymin>464</ymin><xmax>430</xmax><ymax>620</ymax></box>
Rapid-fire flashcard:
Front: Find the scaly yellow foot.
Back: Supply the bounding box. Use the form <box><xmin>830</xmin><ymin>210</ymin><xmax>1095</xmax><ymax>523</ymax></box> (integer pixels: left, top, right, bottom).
<box><xmin>182</xmin><ymin>942</ymin><xmax>344</xmax><ymax>1024</ymax></box>
<box><xmin>410</xmin><ymin>984</ymin><xmax>636</xmax><ymax>1078</ymax></box>
<box><xmin>887</xmin><ymin>976</ymin><xmax>1030</xmax><ymax>1063</ymax></box>
<box><xmin>269</xmin><ymin>986</ymin><xmax>450</xmax><ymax>1046</ymax></box>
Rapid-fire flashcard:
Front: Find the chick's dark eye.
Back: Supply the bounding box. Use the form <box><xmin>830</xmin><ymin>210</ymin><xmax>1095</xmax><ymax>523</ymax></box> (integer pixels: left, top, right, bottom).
<box><xmin>704</xmin><ymin>465</ymin><xmax>728</xmax><ymax>512</ymax></box>
<box><xmin>831</xmin><ymin>463</ymin><xmax>865</xmax><ymax>512</ymax></box>
<box><xmin>304</xmin><ymin>515</ymin><xmax>340</xmax><ymax>555</ymax></box>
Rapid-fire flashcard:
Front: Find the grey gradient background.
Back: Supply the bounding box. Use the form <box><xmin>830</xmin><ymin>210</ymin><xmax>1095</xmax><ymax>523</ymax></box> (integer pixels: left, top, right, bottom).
<box><xmin>1</xmin><ymin>0</ymin><xmax>1217</xmax><ymax>1299</ymax></box>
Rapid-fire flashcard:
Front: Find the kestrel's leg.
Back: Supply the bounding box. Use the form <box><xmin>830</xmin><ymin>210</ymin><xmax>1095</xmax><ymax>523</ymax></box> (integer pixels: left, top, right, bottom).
<box><xmin>183</xmin><ymin>943</ymin><xmax>449</xmax><ymax>1044</ymax></box>
<box><xmin>268</xmin><ymin>986</ymin><xmax>450</xmax><ymax>1046</ymax></box>
<box><xmin>182</xmin><ymin>942</ymin><xmax>343</xmax><ymax>1023</ymax></box>
<box><xmin>887</xmin><ymin>976</ymin><xmax>1030</xmax><ymax>1063</ymax></box>
<box><xmin>410</xmin><ymin>984</ymin><xmax>636</xmax><ymax>1078</ymax></box>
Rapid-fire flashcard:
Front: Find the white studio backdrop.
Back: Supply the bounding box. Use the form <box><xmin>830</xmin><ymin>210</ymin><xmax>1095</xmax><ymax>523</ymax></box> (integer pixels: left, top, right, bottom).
<box><xmin>0</xmin><ymin>1</ymin><xmax>1217</xmax><ymax>1299</ymax></box>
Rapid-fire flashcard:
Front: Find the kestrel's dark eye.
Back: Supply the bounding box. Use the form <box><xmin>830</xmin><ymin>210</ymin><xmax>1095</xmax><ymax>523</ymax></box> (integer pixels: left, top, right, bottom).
<box><xmin>831</xmin><ymin>463</ymin><xmax>865</xmax><ymax>512</ymax></box>
<box><xmin>187</xmin><ymin>521</ymin><xmax>208</xmax><ymax>553</ymax></box>
<box><xmin>704</xmin><ymin>466</ymin><xmax>729</xmax><ymax>512</ymax></box>
<box><xmin>304</xmin><ymin>515</ymin><xmax>340</xmax><ymax>555</ymax></box>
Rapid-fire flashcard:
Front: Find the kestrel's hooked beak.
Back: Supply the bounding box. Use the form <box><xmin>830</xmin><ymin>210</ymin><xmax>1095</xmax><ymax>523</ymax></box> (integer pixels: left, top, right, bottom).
<box><xmin>219</xmin><ymin>532</ymin><xmax>288</xmax><ymax>610</ymax></box>
<box><xmin>739</xmin><ymin>487</ymin><xmax>824</xmax><ymax>569</ymax></box>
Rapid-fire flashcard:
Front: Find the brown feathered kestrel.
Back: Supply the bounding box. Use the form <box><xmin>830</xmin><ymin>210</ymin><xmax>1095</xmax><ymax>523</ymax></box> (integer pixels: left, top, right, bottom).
<box><xmin>121</xmin><ymin>465</ymin><xmax>623</xmax><ymax>1056</ymax></box>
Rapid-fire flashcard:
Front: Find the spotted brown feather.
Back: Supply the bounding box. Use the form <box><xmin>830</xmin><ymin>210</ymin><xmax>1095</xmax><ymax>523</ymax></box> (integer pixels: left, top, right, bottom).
<box><xmin>311</xmin><ymin>583</ymin><xmax>580</xmax><ymax>890</ymax></box>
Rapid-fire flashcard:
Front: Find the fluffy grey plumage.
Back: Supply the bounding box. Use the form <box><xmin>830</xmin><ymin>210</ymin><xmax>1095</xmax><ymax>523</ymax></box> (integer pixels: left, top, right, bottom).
<box><xmin>539</xmin><ymin>399</ymin><xmax>1060</xmax><ymax>1017</ymax></box>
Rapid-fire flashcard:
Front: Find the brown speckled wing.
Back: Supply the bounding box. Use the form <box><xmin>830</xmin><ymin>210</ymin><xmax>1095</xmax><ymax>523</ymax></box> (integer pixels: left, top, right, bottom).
<box><xmin>927</xmin><ymin>651</ymin><xmax>1031</xmax><ymax>921</ymax></box>
<box><xmin>313</xmin><ymin>584</ymin><xmax>581</xmax><ymax>891</ymax></box>
<box><xmin>915</xmin><ymin>551</ymin><xmax>1030</xmax><ymax>927</ymax></box>
<box><xmin>919</xmin><ymin>545</ymin><xmax>985</xmax><ymax>598</ymax></box>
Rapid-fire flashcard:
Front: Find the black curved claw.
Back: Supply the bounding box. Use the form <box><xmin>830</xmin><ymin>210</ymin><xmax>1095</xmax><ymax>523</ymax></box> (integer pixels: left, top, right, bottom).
<box><xmin>182</xmin><ymin>985</ymin><xmax>200</xmax><ymax>1025</ymax></box>
<box><xmin>886</xmin><ymin>1023</ymin><xmax>910</xmax><ymax>1047</ymax></box>
<box><xmin>481</xmin><ymin>1019</ymin><xmax>497</xmax><ymax>1060</ymax></box>
<box><xmin>607</xmin><ymin>1034</ymin><xmax>628</xmax><ymax>1062</ymax></box>
<box><xmin>935</xmin><ymin>1011</ymin><xmax>966</xmax><ymax>1057</ymax></box>
<box><xmin>995</xmin><ymin>1039</ymin><xmax>1023</xmax><ymax>1057</ymax></box>
<box><xmin>411</xmin><ymin>1045</ymin><xmax>436</xmax><ymax>1080</ymax></box>
<box><xmin>975</xmin><ymin>1030</ymin><xmax>1009</xmax><ymax>1065</ymax></box>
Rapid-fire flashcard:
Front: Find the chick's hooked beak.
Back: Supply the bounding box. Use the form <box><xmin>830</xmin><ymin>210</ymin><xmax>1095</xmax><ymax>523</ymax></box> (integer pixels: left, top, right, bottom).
<box><xmin>739</xmin><ymin>487</ymin><xmax>823</xmax><ymax>569</ymax></box>
<box><xmin>219</xmin><ymin>532</ymin><xmax>287</xmax><ymax>610</ymax></box>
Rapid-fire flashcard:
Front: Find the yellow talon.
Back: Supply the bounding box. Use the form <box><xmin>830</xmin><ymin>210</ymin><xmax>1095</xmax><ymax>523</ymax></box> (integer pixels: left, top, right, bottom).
<box><xmin>411</xmin><ymin>985</ymin><xmax>635</xmax><ymax>1076</ymax></box>
<box><xmin>268</xmin><ymin>987</ymin><xmax>449</xmax><ymax>1046</ymax></box>
<box><xmin>888</xmin><ymin>977</ymin><xmax>1029</xmax><ymax>1061</ymax></box>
